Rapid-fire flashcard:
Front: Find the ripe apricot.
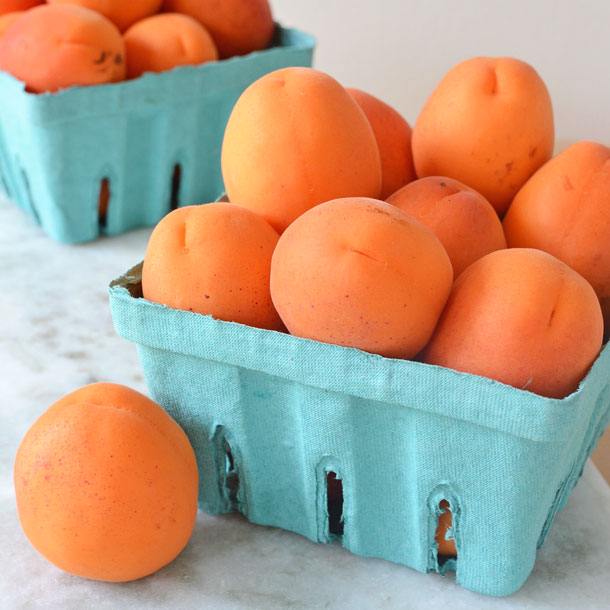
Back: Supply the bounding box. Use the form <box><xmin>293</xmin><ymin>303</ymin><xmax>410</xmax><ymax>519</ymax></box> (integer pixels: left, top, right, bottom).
<box><xmin>346</xmin><ymin>88</ymin><xmax>416</xmax><ymax>199</ymax></box>
<box><xmin>270</xmin><ymin>197</ymin><xmax>453</xmax><ymax>359</ymax></box>
<box><xmin>222</xmin><ymin>68</ymin><xmax>382</xmax><ymax>234</ymax></box>
<box><xmin>503</xmin><ymin>141</ymin><xmax>610</xmax><ymax>330</ymax></box>
<box><xmin>46</xmin><ymin>0</ymin><xmax>162</xmax><ymax>31</ymax></box>
<box><xmin>421</xmin><ymin>248</ymin><xmax>603</xmax><ymax>399</ymax></box>
<box><xmin>0</xmin><ymin>1</ymin><xmax>41</xmax><ymax>15</ymax></box>
<box><xmin>387</xmin><ymin>176</ymin><xmax>506</xmax><ymax>277</ymax></box>
<box><xmin>162</xmin><ymin>0</ymin><xmax>274</xmax><ymax>59</ymax></box>
<box><xmin>124</xmin><ymin>13</ymin><xmax>217</xmax><ymax>79</ymax></box>
<box><xmin>0</xmin><ymin>10</ymin><xmax>22</xmax><ymax>39</ymax></box>
<box><xmin>0</xmin><ymin>5</ymin><xmax>125</xmax><ymax>93</ymax></box>
<box><xmin>14</xmin><ymin>383</ymin><xmax>199</xmax><ymax>582</ymax></box>
<box><xmin>142</xmin><ymin>203</ymin><xmax>283</xmax><ymax>330</ymax></box>
<box><xmin>412</xmin><ymin>57</ymin><xmax>554</xmax><ymax>216</ymax></box>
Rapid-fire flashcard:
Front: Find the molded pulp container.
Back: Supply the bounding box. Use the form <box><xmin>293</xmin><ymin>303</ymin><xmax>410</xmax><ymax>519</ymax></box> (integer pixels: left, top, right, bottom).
<box><xmin>109</xmin><ymin>263</ymin><xmax>610</xmax><ymax>597</ymax></box>
<box><xmin>0</xmin><ymin>26</ymin><xmax>314</xmax><ymax>243</ymax></box>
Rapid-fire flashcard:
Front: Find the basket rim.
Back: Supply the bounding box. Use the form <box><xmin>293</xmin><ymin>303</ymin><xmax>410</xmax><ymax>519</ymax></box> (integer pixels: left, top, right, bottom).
<box><xmin>0</xmin><ymin>25</ymin><xmax>316</xmax><ymax>122</ymax></box>
<box><xmin>109</xmin><ymin>261</ymin><xmax>610</xmax><ymax>443</ymax></box>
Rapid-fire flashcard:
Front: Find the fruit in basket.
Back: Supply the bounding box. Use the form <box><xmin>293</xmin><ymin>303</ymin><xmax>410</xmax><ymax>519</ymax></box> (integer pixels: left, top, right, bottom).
<box><xmin>387</xmin><ymin>176</ymin><xmax>506</xmax><ymax>277</ymax></box>
<box><xmin>503</xmin><ymin>141</ymin><xmax>610</xmax><ymax>332</ymax></box>
<box><xmin>0</xmin><ymin>5</ymin><xmax>125</xmax><ymax>93</ymax></box>
<box><xmin>124</xmin><ymin>13</ymin><xmax>217</xmax><ymax>79</ymax></box>
<box><xmin>222</xmin><ymin>67</ymin><xmax>382</xmax><ymax>233</ymax></box>
<box><xmin>346</xmin><ymin>87</ymin><xmax>416</xmax><ymax>199</ymax></box>
<box><xmin>13</xmin><ymin>383</ymin><xmax>199</xmax><ymax>582</ymax></box>
<box><xmin>412</xmin><ymin>57</ymin><xmax>554</xmax><ymax>216</ymax></box>
<box><xmin>46</xmin><ymin>0</ymin><xmax>162</xmax><ymax>31</ymax></box>
<box><xmin>421</xmin><ymin>248</ymin><xmax>603</xmax><ymax>399</ymax></box>
<box><xmin>0</xmin><ymin>10</ymin><xmax>22</xmax><ymax>39</ymax></box>
<box><xmin>0</xmin><ymin>0</ymin><xmax>41</xmax><ymax>15</ymax></box>
<box><xmin>270</xmin><ymin>197</ymin><xmax>453</xmax><ymax>359</ymax></box>
<box><xmin>142</xmin><ymin>203</ymin><xmax>284</xmax><ymax>330</ymax></box>
<box><xmin>162</xmin><ymin>0</ymin><xmax>274</xmax><ymax>59</ymax></box>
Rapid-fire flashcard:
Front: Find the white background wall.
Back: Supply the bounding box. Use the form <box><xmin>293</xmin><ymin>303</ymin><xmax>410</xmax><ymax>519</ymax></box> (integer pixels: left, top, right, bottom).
<box><xmin>271</xmin><ymin>0</ymin><xmax>609</xmax><ymax>145</ymax></box>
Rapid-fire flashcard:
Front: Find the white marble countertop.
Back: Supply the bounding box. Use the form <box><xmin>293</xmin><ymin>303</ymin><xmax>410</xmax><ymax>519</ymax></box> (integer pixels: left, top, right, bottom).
<box><xmin>1</xmin><ymin>194</ymin><xmax>610</xmax><ymax>609</ymax></box>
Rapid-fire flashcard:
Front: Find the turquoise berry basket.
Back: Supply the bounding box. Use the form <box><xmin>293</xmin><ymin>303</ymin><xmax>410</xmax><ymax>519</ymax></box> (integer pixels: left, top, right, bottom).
<box><xmin>0</xmin><ymin>26</ymin><xmax>314</xmax><ymax>244</ymax></box>
<box><xmin>109</xmin><ymin>263</ymin><xmax>610</xmax><ymax>597</ymax></box>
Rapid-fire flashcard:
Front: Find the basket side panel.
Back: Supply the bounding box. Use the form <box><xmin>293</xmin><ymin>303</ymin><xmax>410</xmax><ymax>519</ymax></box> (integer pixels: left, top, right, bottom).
<box><xmin>137</xmin><ymin>337</ymin><xmax>571</xmax><ymax>596</ymax></box>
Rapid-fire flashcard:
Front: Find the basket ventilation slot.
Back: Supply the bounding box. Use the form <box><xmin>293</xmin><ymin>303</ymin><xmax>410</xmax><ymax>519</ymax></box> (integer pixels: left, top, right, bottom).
<box><xmin>98</xmin><ymin>177</ymin><xmax>110</xmax><ymax>230</ymax></box>
<box><xmin>170</xmin><ymin>164</ymin><xmax>181</xmax><ymax>211</ymax></box>
<box><xmin>327</xmin><ymin>471</ymin><xmax>344</xmax><ymax>539</ymax></box>
<box><xmin>223</xmin><ymin>439</ymin><xmax>239</xmax><ymax>507</ymax></box>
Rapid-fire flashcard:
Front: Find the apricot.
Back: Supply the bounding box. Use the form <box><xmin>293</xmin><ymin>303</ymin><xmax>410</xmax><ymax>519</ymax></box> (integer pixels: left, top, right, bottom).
<box><xmin>46</xmin><ymin>0</ymin><xmax>162</xmax><ymax>31</ymax></box>
<box><xmin>0</xmin><ymin>10</ymin><xmax>22</xmax><ymax>39</ymax></box>
<box><xmin>387</xmin><ymin>176</ymin><xmax>506</xmax><ymax>277</ymax></box>
<box><xmin>222</xmin><ymin>68</ymin><xmax>382</xmax><ymax>234</ymax></box>
<box><xmin>162</xmin><ymin>0</ymin><xmax>274</xmax><ymax>59</ymax></box>
<box><xmin>0</xmin><ymin>5</ymin><xmax>125</xmax><ymax>93</ymax></box>
<box><xmin>0</xmin><ymin>0</ymin><xmax>41</xmax><ymax>15</ymax></box>
<box><xmin>142</xmin><ymin>203</ymin><xmax>283</xmax><ymax>330</ymax></box>
<box><xmin>347</xmin><ymin>88</ymin><xmax>416</xmax><ymax>199</ymax></box>
<box><xmin>14</xmin><ymin>383</ymin><xmax>199</xmax><ymax>582</ymax></box>
<box><xmin>412</xmin><ymin>57</ymin><xmax>554</xmax><ymax>216</ymax></box>
<box><xmin>421</xmin><ymin>248</ymin><xmax>603</xmax><ymax>399</ymax></box>
<box><xmin>503</xmin><ymin>141</ymin><xmax>610</xmax><ymax>331</ymax></box>
<box><xmin>270</xmin><ymin>197</ymin><xmax>453</xmax><ymax>359</ymax></box>
<box><xmin>435</xmin><ymin>500</ymin><xmax>456</xmax><ymax>557</ymax></box>
<box><xmin>124</xmin><ymin>13</ymin><xmax>217</xmax><ymax>79</ymax></box>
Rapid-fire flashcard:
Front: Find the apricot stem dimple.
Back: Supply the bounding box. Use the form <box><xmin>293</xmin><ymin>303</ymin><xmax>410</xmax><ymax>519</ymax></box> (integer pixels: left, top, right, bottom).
<box><xmin>349</xmin><ymin>248</ymin><xmax>382</xmax><ymax>264</ymax></box>
<box><xmin>546</xmin><ymin>268</ymin><xmax>565</xmax><ymax>329</ymax></box>
<box><xmin>179</xmin><ymin>220</ymin><xmax>188</xmax><ymax>250</ymax></box>
<box><xmin>489</xmin><ymin>67</ymin><xmax>498</xmax><ymax>95</ymax></box>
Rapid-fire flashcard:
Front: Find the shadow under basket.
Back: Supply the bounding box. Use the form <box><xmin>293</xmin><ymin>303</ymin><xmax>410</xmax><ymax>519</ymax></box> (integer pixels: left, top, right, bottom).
<box><xmin>109</xmin><ymin>263</ymin><xmax>610</xmax><ymax>597</ymax></box>
<box><xmin>0</xmin><ymin>25</ymin><xmax>314</xmax><ymax>244</ymax></box>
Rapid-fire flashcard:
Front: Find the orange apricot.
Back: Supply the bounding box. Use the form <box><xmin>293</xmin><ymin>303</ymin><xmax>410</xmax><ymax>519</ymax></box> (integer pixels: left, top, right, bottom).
<box><xmin>46</xmin><ymin>0</ymin><xmax>162</xmax><ymax>31</ymax></box>
<box><xmin>124</xmin><ymin>13</ymin><xmax>217</xmax><ymax>79</ymax></box>
<box><xmin>503</xmin><ymin>141</ymin><xmax>610</xmax><ymax>330</ymax></box>
<box><xmin>346</xmin><ymin>87</ymin><xmax>416</xmax><ymax>199</ymax></box>
<box><xmin>222</xmin><ymin>68</ymin><xmax>382</xmax><ymax>234</ymax></box>
<box><xmin>387</xmin><ymin>176</ymin><xmax>506</xmax><ymax>277</ymax></box>
<box><xmin>0</xmin><ymin>5</ymin><xmax>125</xmax><ymax>93</ymax></box>
<box><xmin>0</xmin><ymin>10</ymin><xmax>22</xmax><ymax>38</ymax></box>
<box><xmin>162</xmin><ymin>0</ymin><xmax>274</xmax><ymax>59</ymax></box>
<box><xmin>412</xmin><ymin>57</ymin><xmax>554</xmax><ymax>216</ymax></box>
<box><xmin>14</xmin><ymin>383</ymin><xmax>199</xmax><ymax>582</ymax></box>
<box><xmin>142</xmin><ymin>203</ymin><xmax>283</xmax><ymax>330</ymax></box>
<box><xmin>0</xmin><ymin>1</ymin><xmax>41</xmax><ymax>15</ymax></box>
<box><xmin>421</xmin><ymin>248</ymin><xmax>603</xmax><ymax>399</ymax></box>
<box><xmin>270</xmin><ymin>197</ymin><xmax>453</xmax><ymax>359</ymax></box>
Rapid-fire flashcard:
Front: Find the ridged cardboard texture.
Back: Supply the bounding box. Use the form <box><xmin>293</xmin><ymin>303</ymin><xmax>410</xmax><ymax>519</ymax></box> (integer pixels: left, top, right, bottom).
<box><xmin>0</xmin><ymin>26</ymin><xmax>314</xmax><ymax>243</ymax></box>
<box><xmin>109</xmin><ymin>263</ymin><xmax>610</xmax><ymax>597</ymax></box>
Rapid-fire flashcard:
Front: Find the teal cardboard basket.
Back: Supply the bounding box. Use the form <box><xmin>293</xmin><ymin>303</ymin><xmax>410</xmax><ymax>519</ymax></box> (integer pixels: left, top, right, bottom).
<box><xmin>0</xmin><ymin>26</ymin><xmax>314</xmax><ymax>243</ymax></box>
<box><xmin>109</xmin><ymin>263</ymin><xmax>610</xmax><ymax>597</ymax></box>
